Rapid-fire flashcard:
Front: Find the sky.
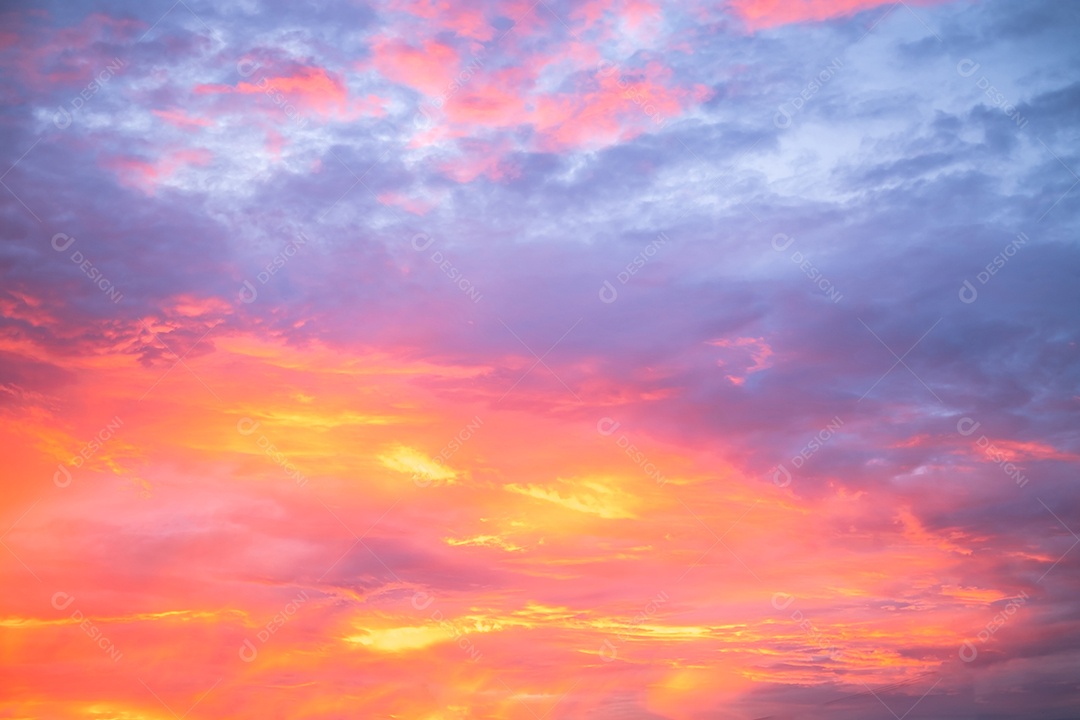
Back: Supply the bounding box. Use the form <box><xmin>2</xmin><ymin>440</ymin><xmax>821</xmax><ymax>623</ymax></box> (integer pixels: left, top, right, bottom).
<box><xmin>1</xmin><ymin>0</ymin><xmax>1079</xmax><ymax>718</ymax></box>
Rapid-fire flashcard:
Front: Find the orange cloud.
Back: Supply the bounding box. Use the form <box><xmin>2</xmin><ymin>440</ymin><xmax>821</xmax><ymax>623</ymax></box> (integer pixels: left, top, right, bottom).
<box><xmin>975</xmin><ymin>437</ymin><xmax>1079</xmax><ymax>463</ymax></box>
<box><xmin>0</xmin><ymin>310</ymin><xmax>1045</xmax><ymax>718</ymax></box>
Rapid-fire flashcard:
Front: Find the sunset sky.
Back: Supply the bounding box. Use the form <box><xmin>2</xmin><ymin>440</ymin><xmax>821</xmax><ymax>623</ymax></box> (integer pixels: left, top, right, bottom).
<box><xmin>2</xmin><ymin>0</ymin><xmax>1079</xmax><ymax>718</ymax></box>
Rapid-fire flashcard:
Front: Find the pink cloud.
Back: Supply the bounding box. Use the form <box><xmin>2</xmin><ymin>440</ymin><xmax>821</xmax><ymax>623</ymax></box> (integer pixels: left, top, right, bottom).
<box><xmin>622</xmin><ymin>0</ymin><xmax>663</xmax><ymax>32</ymax></box>
<box><xmin>195</xmin><ymin>66</ymin><xmax>350</xmax><ymax>118</ymax></box>
<box><xmin>728</xmin><ymin>0</ymin><xmax>948</xmax><ymax>31</ymax></box>
<box><xmin>103</xmin><ymin>148</ymin><xmax>213</xmax><ymax>195</ymax></box>
<box><xmin>437</xmin><ymin>139</ymin><xmax>520</xmax><ymax>183</ymax></box>
<box><xmin>377</xmin><ymin>191</ymin><xmax>437</xmax><ymax>216</ymax></box>
<box><xmin>709</xmin><ymin>336</ymin><xmax>775</xmax><ymax>386</ymax></box>
<box><xmin>535</xmin><ymin>67</ymin><xmax>687</xmax><ymax>150</ymax></box>
<box><xmin>976</xmin><ymin>438</ymin><xmax>1079</xmax><ymax>463</ymax></box>
<box><xmin>0</xmin><ymin>12</ymin><xmax>137</xmax><ymax>95</ymax></box>
<box><xmin>153</xmin><ymin>107</ymin><xmax>213</xmax><ymax>129</ymax></box>
<box><xmin>370</xmin><ymin>37</ymin><xmax>461</xmax><ymax>96</ymax></box>
<box><xmin>388</xmin><ymin>0</ymin><xmax>494</xmax><ymax>40</ymax></box>
<box><xmin>416</xmin><ymin>59</ymin><xmax>695</xmax><ymax>160</ymax></box>
<box><xmin>443</xmin><ymin>67</ymin><xmax>532</xmax><ymax>127</ymax></box>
